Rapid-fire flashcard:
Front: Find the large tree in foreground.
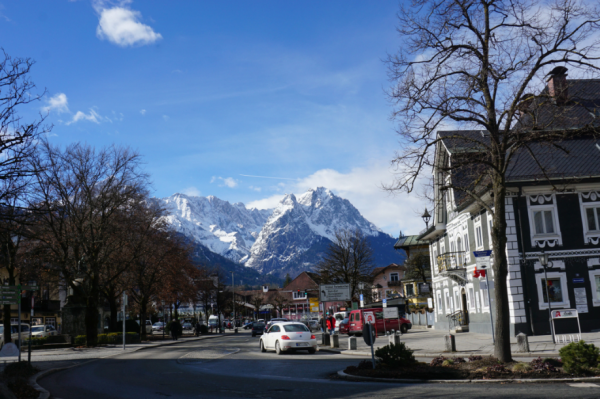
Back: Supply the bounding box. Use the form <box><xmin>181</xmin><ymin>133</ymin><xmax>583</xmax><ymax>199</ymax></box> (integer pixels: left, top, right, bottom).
<box><xmin>386</xmin><ymin>0</ymin><xmax>600</xmax><ymax>361</ymax></box>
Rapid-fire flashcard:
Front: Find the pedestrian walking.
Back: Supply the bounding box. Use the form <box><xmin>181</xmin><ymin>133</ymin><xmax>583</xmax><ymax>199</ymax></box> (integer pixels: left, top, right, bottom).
<box><xmin>171</xmin><ymin>319</ymin><xmax>182</xmax><ymax>341</ymax></box>
<box><xmin>326</xmin><ymin>313</ymin><xmax>336</xmax><ymax>336</ymax></box>
<box><xmin>319</xmin><ymin>316</ymin><xmax>325</xmax><ymax>333</ymax></box>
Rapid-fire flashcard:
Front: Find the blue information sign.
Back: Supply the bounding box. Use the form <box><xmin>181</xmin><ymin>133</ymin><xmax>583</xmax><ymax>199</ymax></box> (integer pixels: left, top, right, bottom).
<box><xmin>473</xmin><ymin>250</ymin><xmax>492</xmax><ymax>257</ymax></box>
<box><xmin>573</xmin><ymin>278</ymin><xmax>585</xmax><ymax>283</ymax></box>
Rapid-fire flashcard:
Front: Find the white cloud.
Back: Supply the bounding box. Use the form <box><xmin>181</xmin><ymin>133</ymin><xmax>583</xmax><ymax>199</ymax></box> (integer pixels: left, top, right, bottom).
<box><xmin>66</xmin><ymin>109</ymin><xmax>102</xmax><ymax>125</ymax></box>
<box><xmin>246</xmin><ymin>163</ymin><xmax>428</xmax><ymax>236</ymax></box>
<box><xmin>42</xmin><ymin>93</ymin><xmax>69</xmax><ymax>114</ymax></box>
<box><xmin>249</xmin><ymin>186</ymin><xmax>262</xmax><ymax>192</ymax></box>
<box><xmin>94</xmin><ymin>2</ymin><xmax>162</xmax><ymax>47</ymax></box>
<box><xmin>210</xmin><ymin>176</ymin><xmax>238</xmax><ymax>188</ymax></box>
<box><xmin>162</xmin><ymin>115</ymin><xmax>169</xmax><ymax>121</ymax></box>
<box><xmin>181</xmin><ymin>186</ymin><xmax>201</xmax><ymax>197</ymax></box>
<box><xmin>140</xmin><ymin>109</ymin><xmax>146</xmax><ymax>115</ymax></box>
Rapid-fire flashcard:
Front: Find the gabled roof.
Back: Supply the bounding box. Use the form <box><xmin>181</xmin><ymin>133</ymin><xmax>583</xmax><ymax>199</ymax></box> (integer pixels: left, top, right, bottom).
<box><xmin>394</xmin><ymin>235</ymin><xmax>429</xmax><ymax>250</ymax></box>
<box><xmin>371</xmin><ymin>263</ymin><xmax>407</xmax><ymax>277</ymax></box>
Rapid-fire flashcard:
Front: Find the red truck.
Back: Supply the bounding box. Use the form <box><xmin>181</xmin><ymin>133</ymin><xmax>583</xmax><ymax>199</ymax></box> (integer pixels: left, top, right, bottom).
<box><xmin>347</xmin><ymin>307</ymin><xmax>411</xmax><ymax>336</ymax></box>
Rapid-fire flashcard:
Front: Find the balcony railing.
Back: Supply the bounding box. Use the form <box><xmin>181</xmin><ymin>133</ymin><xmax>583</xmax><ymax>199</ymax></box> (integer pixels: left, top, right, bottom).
<box><xmin>387</xmin><ymin>281</ymin><xmax>402</xmax><ymax>287</ymax></box>
<box><xmin>437</xmin><ymin>251</ymin><xmax>467</xmax><ymax>273</ymax></box>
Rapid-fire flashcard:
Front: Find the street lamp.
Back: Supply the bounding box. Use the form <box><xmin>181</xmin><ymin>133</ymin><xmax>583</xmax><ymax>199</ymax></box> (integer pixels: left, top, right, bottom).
<box><xmin>422</xmin><ymin>208</ymin><xmax>431</xmax><ymax>229</ymax></box>
<box><xmin>538</xmin><ymin>250</ymin><xmax>556</xmax><ymax>343</ymax></box>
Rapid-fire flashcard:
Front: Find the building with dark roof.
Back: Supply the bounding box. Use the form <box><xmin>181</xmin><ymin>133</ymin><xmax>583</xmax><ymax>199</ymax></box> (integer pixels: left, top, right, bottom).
<box><xmin>419</xmin><ymin>67</ymin><xmax>600</xmax><ymax>336</ymax></box>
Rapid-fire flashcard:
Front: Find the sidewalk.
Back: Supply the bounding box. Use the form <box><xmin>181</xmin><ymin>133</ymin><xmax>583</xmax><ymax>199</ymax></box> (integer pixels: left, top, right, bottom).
<box><xmin>317</xmin><ymin>329</ymin><xmax>600</xmax><ymax>358</ymax></box>
<box><xmin>0</xmin><ymin>333</ymin><xmax>228</xmax><ymax>372</ymax></box>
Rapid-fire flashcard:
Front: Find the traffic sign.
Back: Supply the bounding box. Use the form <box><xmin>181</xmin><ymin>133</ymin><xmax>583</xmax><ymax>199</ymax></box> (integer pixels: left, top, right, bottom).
<box><xmin>359</xmin><ymin>294</ymin><xmax>364</xmax><ymax>308</ymax></box>
<box><xmin>382</xmin><ymin>298</ymin><xmax>387</xmax><ymax>308</ymax></box>
<box><xmin>473</xmin><ymin>250</ymin><xmax>492</xmax><ymax>257</ymax></box>
<box><xmin>319</xmin><ymin>284</ymin><xmax>351</xmax><ymax>302</ymax></box>
<box><xmin>476</xmin><ymin>256</ymin><xmax>490</xmax><ymax>270</ymax></box>
<box><xmin>363</xmin><ymin>311</ymin><xmax>375</xmax><ymax>324</ymax></box>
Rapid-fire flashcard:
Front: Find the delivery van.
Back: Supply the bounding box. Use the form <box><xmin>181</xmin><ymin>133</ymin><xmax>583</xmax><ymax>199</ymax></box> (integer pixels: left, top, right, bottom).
<box><xmin>347</xmin><ymin>307</ymin><xmax>411</xmax><ymax>336</ymax></box>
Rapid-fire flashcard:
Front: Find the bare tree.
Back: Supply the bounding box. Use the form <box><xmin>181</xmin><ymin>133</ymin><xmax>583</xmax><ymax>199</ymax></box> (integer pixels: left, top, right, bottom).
<box><xmin>403</xmin><ymin>251</ymin><xmax>432</xmax><ymax>293</ymax></box>
<box><xmin>249</xmin><ymin>293</ymin><xmax>264</xmax><ymax>320</ymax></box>
<box><xmin>385</xmin><ymin>0</ymin><xmax>600</xmax><ymax>361</ymax></box>
<box><xmin>29</xmin><ymin>141</ymin><xmax>150</xmax><ymax>346</ymax></box>
<box><xmin>270</xmin><ymin>292</ymin><xmax>289</xmax><ymax>318</ymax></box>
<box><xmin>315</xmin><ymin>229</ymin><xmax>375</xmax><ymax>303</ymax></box>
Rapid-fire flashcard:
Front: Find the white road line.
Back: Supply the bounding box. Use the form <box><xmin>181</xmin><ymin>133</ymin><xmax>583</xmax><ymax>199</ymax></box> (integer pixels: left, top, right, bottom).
<box><xmin>568</xmin><ymin>383</ymin><xmax>600</xmax><ymax>388</ymax></box>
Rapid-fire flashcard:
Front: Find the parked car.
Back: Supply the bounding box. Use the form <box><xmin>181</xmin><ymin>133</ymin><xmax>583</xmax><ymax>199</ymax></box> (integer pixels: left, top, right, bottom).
<box><xmin>265</xmin><ymin>318</ymin><xmax>288</xmax><ymax>330</ymax></box>
<box><xmin>208</xmin><ymin>315</ymin><xmax>219</xmax><ymax>328</ymax></box>
<box><xmin>31</xmin><ymin>325</ymin><xmax>57</xmax><ymax>338</ymax></box>
<box><xmin>251</xmin><ymin>322</ymin><xmax>265</xmax><ymax>337</ymax></box>
<box><xmin>347</xmin><ymin>308</ymin><xmax>411</xmax><ymax>336</ymax></box>
<box><xmin>152</xmin><ymin>322</ymin><xmax>165</xmax><ymax>332</ymax></box>
<box><xmin>259</xmin><ymin>322</ymin><xmax>317</xmax><ymax>354</ymax></box>
<box><xmin>243</xmin><ymin>321</ymin><xmax>253</xmax><ymax>330</ymax></box>
<box><xmin>333</xmin><ymin>311</ymin><xmax>349</xmax><ymax>332</ymax></box>
<box><xmin>136</xmin><ymin>320</ymin><xmax>152</xmax><ymax>334</ymax></box>
<box><xmin>182</xmin><ymin>322</ymin><xmax>193</xmax><ymax>331</ymax></box>
<box><xmin>0</xmin><ymin>324</ymin><xmax>30</xmax><ymax>349</ymax></box>
<box><xmin>338</xmin><ymin>318</ymin><xmax>349</xmax><ymax>335</ymax></box>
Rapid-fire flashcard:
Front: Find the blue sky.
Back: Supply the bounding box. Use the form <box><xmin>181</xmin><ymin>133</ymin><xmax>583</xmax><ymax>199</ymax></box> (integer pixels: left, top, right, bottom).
<box><xmin>0</xmin><ymin>0</ymin><xmax>426</xmax><ymax>236</ymax></box>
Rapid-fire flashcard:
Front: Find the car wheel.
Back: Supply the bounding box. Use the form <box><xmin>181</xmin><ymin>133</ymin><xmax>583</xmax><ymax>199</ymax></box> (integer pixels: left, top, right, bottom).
<box><xmin>400</xmin><ymin>324</ymin><xmax>408</xmax><ymax>334</ymax></box>
<box><xmin>275</xmin><ymin>341</ymin><xmax>282</xmax><ymax>355</ymax></box>
<box><xmin>260</xmin><ymin>340</ymin><xmax>266</xmax><ymax>352</ymax></box>
<box><xmin>308</xmin><ymin>348</ymin><xmax>316</xmax><ymax>354</ymax></box>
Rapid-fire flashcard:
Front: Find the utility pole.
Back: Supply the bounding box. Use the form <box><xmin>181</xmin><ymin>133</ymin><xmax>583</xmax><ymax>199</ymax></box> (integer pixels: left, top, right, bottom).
<box><xmin>122</xmin><ymin>292</ymin><xmax>127</xmax><ymax>350</ymax></box>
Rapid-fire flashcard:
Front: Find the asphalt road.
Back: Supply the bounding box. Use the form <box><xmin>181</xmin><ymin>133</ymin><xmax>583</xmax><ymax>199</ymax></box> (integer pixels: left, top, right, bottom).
<box><xmin>40</xmin><ymin>331</ymin><xmax>600</xmax><ymax>399</ymax></box>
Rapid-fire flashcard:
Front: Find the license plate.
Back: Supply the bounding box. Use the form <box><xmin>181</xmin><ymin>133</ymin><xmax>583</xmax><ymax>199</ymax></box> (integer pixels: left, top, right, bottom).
<box><xmin>296</xmin><ymin>343</ymin><xmax>308</xmax><ymax>347</ymax></box>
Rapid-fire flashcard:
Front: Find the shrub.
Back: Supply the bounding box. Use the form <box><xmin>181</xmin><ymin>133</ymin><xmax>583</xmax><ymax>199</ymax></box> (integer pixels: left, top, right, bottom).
<box><xmin>430</xmin><ymin>356</ymin><xmax>447</xmax><ymax>367</ymax></box>
<box><xmin>512</xmin><ymin>362</ymin><xmax>532</xmax><ymax>372</ymax></box>
<box><xmin>125</xmin><ymin>320</ymin><xmax>141</xmax><ymax>333</ymax></box>
<box><xmin>199</xmin><ymin>324</ymin><xmax>208</xmax><ymax>334</ymax></box>
<box><xmin>452</xmin><ymin>357</ymin><xmax>465</xmax><ymax>363</ymax></box>
<box><xmin>486</xmin><ymin>364</ymin><xmax>508</xmax><ymax>373</ymax></box>
<box><xmin>542</xmin><ymin>358</ymin><xmax>563</xmax><ymax>367</ymax></box>
<box><xmin>375</xmin><ymin>342</ymin><xmax>416</xmax><ymax>368</ymax></box>
<box><xmin>442</xmin><ymin>359</ymin><xmax>454</xmax><ymax>367</ymax></box>
<box><xmin>357</xmin><ymin>360</ymin><xmax>373</xmax><ymax>370</ymax></box>
<box><xmin>559</xmin><ymin>341</ymin><xmax>600</xmax><ymax>374</ymax></box>
<box><xmin>74</xmin><ymin>335</ymin><xmax>86</xmax><ymax>346</ymax></box>
<box><xmin>4</xmin><ymin>361</ymin><xmax>38</xmax><ymax>378</ymax></box>
<box><xmin>468</xmin><ymin>355</ymin><xmax>483</xmax><ymax>362</ymax></box>
<box><xmin>97</xmin><ymin>334</ymin><xmax>108</xmax><ymax>345</ymax></box>
<box><xmin>25</xmin><ymin>337</ymin><xmax>48</xmax><ymax>346</ymax></box>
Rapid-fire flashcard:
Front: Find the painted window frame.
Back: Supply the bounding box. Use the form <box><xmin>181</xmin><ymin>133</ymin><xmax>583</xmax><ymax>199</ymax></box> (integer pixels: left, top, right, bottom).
<box><xmin>292</xmin><ymin>291</ymin><xmax>307</xmax><ymax>300</ymax></box>
<box><xmin>444</xmin><ymin>289</ymin><xmax>451</xmax><ymax>314</ymax></box>
<box><xmin>588</xmin><ymin>269</ymin><xmax>600</xmax><ymax>307</ymax></box>
<box><xmin>474</xmin><ymin>217</ymin><xmax>484</xmax><ymax>250</ymax></box>
<box><xmin>535</xmin><ymin>271</ymin><xmax>570</xmax><ymax>309</ymax></box>
<box><xmin>436</xmin><ymin>290</ymin><xmax>444</xmax><ymax>314</ymax></box>
<box><xmin>527</xmin><ymin>194</ymin><xmax>563</xmax><ymax>247</ymax></box>
<box><xmin>389</xmin><ymin>272</ymin><xmax>399</xmax><ymax>282</ymax></box>
<box><xmin>468</xmin><ymin>284</ymin><xmax>476</xmax><ymax>313</ymax></box>
<box><xmin>453</xmin><ymin>286</ymin><xmax>461</xmax><ymax>312</ymax></box>
<box><xmin>480</xmin><ymin>283</ymin><xmax>490</xmax><ymax>313</ymax></box>
<box><xmin>579</xmin><ymin>193</ymin><xmax>600</xmax><ymax>244</ymax></box>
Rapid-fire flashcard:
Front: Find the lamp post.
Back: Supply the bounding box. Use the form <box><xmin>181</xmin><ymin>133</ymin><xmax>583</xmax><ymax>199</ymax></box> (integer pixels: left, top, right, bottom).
<box><xmin>538</xmin><ymin>251</ymin><xmax>556</xmax><ymax>343</ymax></box>
<box><xmin>422</xmin><ymin>208</ymin><xmax>431</xmax><ymax>229</ymax></box>
<box><xmin>231</xmin><ymin>271</ymin><xmax>237</xmax><ymax>332</ymax></box>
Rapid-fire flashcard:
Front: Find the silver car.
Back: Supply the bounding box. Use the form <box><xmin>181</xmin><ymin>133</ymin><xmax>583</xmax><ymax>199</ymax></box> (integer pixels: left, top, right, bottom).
<box><xmin>31</xmin><ymin>325</ymin><xmax>57</xmax><ymax>338</ymax></box>
<box><xmin>0</xmin><ymin>324</ymin><xmax>30</xmax><ymax>348</ymax></box>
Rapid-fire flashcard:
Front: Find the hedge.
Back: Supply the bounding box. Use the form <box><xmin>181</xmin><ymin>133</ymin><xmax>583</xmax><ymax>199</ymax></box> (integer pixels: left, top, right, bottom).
<box><xmin>74</xmin><ymin>332</ymin><xmax>141</xmax><ymax>346</ymax></box>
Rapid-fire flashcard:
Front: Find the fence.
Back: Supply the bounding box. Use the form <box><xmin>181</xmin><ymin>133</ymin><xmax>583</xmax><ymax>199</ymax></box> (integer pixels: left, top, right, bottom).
<box><xmin>406</xmin><ymin>311</ymin><xmax>434</xmax><ymax>327</ymax></box>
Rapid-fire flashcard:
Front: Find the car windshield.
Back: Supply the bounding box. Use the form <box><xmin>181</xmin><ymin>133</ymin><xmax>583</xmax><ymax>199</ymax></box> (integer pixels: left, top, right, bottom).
<box><xmin>283</xmin><ymin>324</ymin><xmax>309</xmax><ymax>332</ymax></box>
<box><xmin>335</xmin><ymin>314</ymin><xmax>344</xmax><ymax>321</ymax></box>
<box><xmin>32</xmin><ymin>326</ymin><xmax>45</xmax><ymax>332</ymax></box>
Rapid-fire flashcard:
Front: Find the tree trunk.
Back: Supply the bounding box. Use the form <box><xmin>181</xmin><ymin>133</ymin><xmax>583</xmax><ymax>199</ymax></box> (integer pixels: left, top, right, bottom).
<box><xmin>108</xmin><ymin>295</ymin><xmax>119</xmax><ymax>332</ymax></box>
<box><xmin>492</xmin><ymin>180</ymin><xmax>512</xmax><ymax>363</ymax></box>
<box><xmin>140</xmin><ymin>300</ymin><xmax>148</xmax><ymax>339</ymax></box>
<box><xmin>85</xmin><ymin>296</ymin><xmax>99</xmax><ymax>347</ymax></box>
<box><xmin>3</xmin><ymin>304</ymin><xmax>11</xmax><ymax>344</ymax></box>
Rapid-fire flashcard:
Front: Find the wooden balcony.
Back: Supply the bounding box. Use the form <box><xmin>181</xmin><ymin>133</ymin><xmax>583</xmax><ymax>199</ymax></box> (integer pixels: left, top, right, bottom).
<box><xmin>387</xmin><ymin>281</ymin><xmax>402</xmax><ymax>287</ymax></box>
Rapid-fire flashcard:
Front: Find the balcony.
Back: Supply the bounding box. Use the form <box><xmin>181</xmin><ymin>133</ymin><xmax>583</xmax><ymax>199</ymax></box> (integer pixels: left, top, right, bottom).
<box><xmin>387</xmin><ymin>281</ymin><xmax>402</xmax><ymax>287</ymax></box>
<box><xmin>437</xmin><ymin>251</ymin><xmax>467</xmax><ymax>273</ymax></box>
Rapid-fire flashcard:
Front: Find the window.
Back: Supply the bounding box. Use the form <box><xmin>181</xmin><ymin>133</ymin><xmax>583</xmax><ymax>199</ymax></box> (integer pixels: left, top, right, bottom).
<box><xmin>596</xmin><ymin>275</ymin><xmax>600</xmax><ymax>300</ymax></box>
<box><xmin>437</xmin><ymin>291</ymin><xmax>443</xmax><ymax>314</ymax></box>
<box><xmin>589</xmin><ymin>270</ymin><xmax>600</xmax><ymax>306</ymax></box>
<box><xmin>541</xmin><ymin>278</ymin><xmax>563</xmax><ymax>303</ymax></box>
<box><xmin>268</xmin><ymin>325</ymin><xmax>280</xmax><ymax>333</ymax></box>
<box><xmin>535</xmin><ymin>272</ymin><xmax>569</xmax><ymax>309</ymax></box>
<box><xmin>283</xmin><ymin>324</ymin><xmax>309</xmax><ymax>332</ymax></box>
<box><xmin>390</xmin><ymin>273</ymin><xmax>399</xmax><ymax>282</ymax></box>
<box><xmin>292</xmin><ymin>291</ymin><xmax>307</xmax><ymax>300</ymax></box>
<box><xmin>464</xmin><ymin>233</ymin><xmax>469</xmax><ymax>252</ymax></box>
<box><xmin>476</xmin><ymin>225</ymin><xmax>483</xmax><ymax>248</ymax></box>
<box><xmin>469</xmin><ymin>287</ymin><xmax>475</xmax><ymax>310</ymax></box>
<box><xmin>454</xmin><ymin>289</ymin><xmax>460</xmax><ymax>311</ymax></box>
<box><xmin>534</xmin><ymin>210</ymin><xmax>555</xmax><ymax>234</ymax></box>
<box><xmin>481</xmin><ymin>285</ymin><xmax>489</xmax><ymax>308</ymax></box>
<box><xmin>406</xmin><ymin>284</ymin><xmax>414</xmax><ymax>296</ymax></box>
<box><xmin>586</xmin><ymin>206</ymin><xmax>600</xmax><ymax>231</ymax></box>
<box><xmin>445</xmin><ymin>291</ymin><xmax>451</xmax><ymax>312</ymax></box>
<box><xmin>475</xmin><ymin>290</ymin><xmax>481</xmax><ymax>311</ymax></box>
<box><xmin>45</xmin><ymin>317</ymin><xmax>56</xmax><ymax>328</ymax></box>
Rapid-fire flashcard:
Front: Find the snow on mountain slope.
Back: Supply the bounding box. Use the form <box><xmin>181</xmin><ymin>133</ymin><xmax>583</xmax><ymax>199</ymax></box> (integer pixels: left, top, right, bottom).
<box><xmin>159</xmin><ymin>193</ymin><xmax>272</xmax><ymax>263</ymax></box>
<box><xmin>244</xmin><ymin>187</ymin><xmax>387</xmax><ymax>274</ymax></box>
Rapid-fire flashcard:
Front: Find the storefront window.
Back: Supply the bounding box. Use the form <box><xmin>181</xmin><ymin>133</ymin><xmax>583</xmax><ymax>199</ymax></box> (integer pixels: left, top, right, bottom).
<box><xmin>542</xmin><ymin>278</ymin><xmax>563</xmax><ymax>303</ymax></box>
<box><xmin>595</xmin><ymin>276</ymin><xmax>600</xmax><ymax>300</ymax></box>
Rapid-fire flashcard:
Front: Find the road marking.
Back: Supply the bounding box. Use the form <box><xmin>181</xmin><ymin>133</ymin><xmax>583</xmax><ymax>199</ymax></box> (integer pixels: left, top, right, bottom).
<box><xmin>568</xmin><ymin>383</ymin><xmax>600</xmax><ymax>388</ymax></box>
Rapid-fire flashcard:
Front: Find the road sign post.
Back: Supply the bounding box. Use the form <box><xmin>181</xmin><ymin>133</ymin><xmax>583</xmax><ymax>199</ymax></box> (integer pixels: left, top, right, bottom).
<box><xmin>359</xmin><ymin>294</ymin><xmax>364</xmax><ymax>309</ymax></box>
<box><xmin>17</xmin><ymin>285</ymin><xmax>21</xmax><ymax>362</ymax></box>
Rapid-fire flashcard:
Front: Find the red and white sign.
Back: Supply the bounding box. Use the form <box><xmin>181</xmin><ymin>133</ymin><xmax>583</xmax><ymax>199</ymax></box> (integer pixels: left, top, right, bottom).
<box><xmin>363</xmin><ymin>312</ymin><xmax>375</xmax><ymax>324</ymax></box>
<box><xmin>552</xmin><ymin>309</ymin><xmax>578</xmax><ymax>319</ymax></box>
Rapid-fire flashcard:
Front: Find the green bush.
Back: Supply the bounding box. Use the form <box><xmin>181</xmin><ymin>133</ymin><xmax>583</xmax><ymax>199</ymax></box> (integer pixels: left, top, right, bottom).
<box><xmin>442</xmin><ymin>359</ymin><xmax>454</xmax><ymax>367</ymax></box>
<box><xmin>375</xmin><ymin>342</ymin><xmax>416</xmax><ymax>368</ymax></box>
<box><xmin>512</xmin><ymin>362</ymin><xmax>532</xmax><ymax>372</ymax></box>
<box><xmin>199</xmin><ymin>324</ymin><xmax>208</xmax><ymax>334</ymax></box>
<box><xmin>97</xmin><ymin>334</ymin><xmax>108</xmax><ymax>345</ymax></box>
<box><xmin>74</xmin><ymin>335</ymin><xmax>86</xmax><ymax>346</ymax></box>
<box><xmin>559</xmin><ymin>341</ymin><xmax>600</xmax><ymax>374</ymax></box>
<box><xmin>25</xmin><ymin>337</ymin><xmax>48</xmax><ymax>346</ymax></box>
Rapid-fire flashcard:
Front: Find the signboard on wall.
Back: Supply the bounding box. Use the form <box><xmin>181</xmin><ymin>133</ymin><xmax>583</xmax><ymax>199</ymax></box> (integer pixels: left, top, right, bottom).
<box><xmin>383</xmin><ymin>307</ymin><xmax>398</xmax><ymax>319</ymax></box>
<box><xmin>418</xmin><ymin>283</ymin><xmax>430</xmax><ymax>294</ymax></box>
<box><xmin>309</xmin><ymin>298</ymin><xmax>319</xmax><ymax>312</ymax></box>
<box><xmin>574</xmin><ymin>288</ymin><xmax>589</xmax><ymax>313</ymax></box>
<box><xmin>551</xmin><ymin>309</ymin><xmax>578</xmax><ymax>319</ymax></box>
<box><xmin>320</xmin><ymin>284</ymin><xmax>351</xmax><ymax>302</ymax></box>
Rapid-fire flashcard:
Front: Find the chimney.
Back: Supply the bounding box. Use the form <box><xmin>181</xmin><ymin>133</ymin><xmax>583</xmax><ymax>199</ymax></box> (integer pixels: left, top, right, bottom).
<box><xmin>547</xmin><ymin>66</ymin><xmax>568</xmax><ymax>105</ymax></box>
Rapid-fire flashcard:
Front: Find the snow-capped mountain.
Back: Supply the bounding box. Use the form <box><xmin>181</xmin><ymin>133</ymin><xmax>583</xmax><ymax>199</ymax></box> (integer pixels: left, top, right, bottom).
<box><xmin>159</xmin><ymin>188</ymin><xmax>404</xmax><ymax>279</ymax></box>
<box><xmin>160</xmin><ymin>193</ymin><xmax>272</xmax><ymax>263</ymax></box>
<box><xmin>244</xmin><ymin>187</ymin><xmax>385</xmax><ymax>274</ymax></box>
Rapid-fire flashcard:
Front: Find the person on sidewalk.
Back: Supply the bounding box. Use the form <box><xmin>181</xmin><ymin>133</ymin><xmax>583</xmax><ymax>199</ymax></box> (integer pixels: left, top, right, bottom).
<box><xmin>326</xmin><ymin>314</ymin><xmax>336</xmax><ymax>335</ymax></box>
<box><xmin>171</xmin><ymin>319</ymin><xmax>182</xmax><ymax>341</ymax></box>
<box><xmin>319</xmin><ymin>317</ymin><xmax>325</xmax><ymax>333</ymax></box>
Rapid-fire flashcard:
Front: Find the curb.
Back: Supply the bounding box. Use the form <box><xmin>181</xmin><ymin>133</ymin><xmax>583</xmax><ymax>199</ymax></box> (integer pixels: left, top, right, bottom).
<box><xmin>319</xmin><ymin>347</ymin><xmax>561</xmax><ymax>358</ymax></box>
<box><xmin>337</xmin><ymin>370</ymin><xmax>600</xmax><ymax>384</ymax></box>
<box><xmin>31</xmin><ymin>333</ymin><xmax>228</xmax><ymax>399</ymax></box>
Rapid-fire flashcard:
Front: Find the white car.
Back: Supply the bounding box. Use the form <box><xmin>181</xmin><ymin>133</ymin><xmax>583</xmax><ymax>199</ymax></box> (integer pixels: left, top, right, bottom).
<box><xmin>0</xmin><ymin>324</ymin><xmax>30</xmax><ymax>348</ymax></box>
<box><xmin>31</xmin><ymin>325</ymin><xmax>57</xmax><ymax>338</ymax></box>
<box><xmin>259</xmin><ymin>322</ymin><xmax>317</xmax><ymax>355</ymax></box>
<box><xmin>152</xmin><ymin>322</ymin><xmax>165</xmax><ymax>332</ymax></box>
